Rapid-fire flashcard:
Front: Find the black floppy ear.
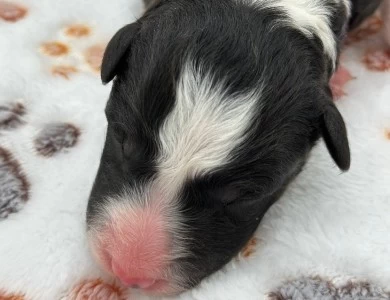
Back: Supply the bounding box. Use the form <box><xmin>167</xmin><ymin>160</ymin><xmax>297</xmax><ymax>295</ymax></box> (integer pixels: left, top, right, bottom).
<box><xmin>320</xmin><ymin>101</ymin><xmax>351</xmax><ymax>171</ymax></box>
<box><xmin>101</xmin><ymin>23</ymin><xmax>140</xmax><ymax>84</ymax></box>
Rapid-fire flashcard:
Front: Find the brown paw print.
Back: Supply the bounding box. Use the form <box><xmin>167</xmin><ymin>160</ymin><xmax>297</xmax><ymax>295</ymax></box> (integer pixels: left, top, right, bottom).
<box><xmin>0</xmin><ymin>147</ymin><xmax>29</xmax><ymax>219</ymax></box>
<box><xmin>346</xmin><ymin>15</ymin><xmax>383</xmax><ymax>45</ymax></box>
<box><xmin>362</xmin><ymin>48</ymin><xmax>390</xmax><ymax>72</ymax></box>
<box><xmin>0</xmin><ymin>290</ymin><xmax>25</xmax><ymax>300</ymax></box>
<box><xmin>34</xmin><ymin>123</ymin><xmax>80</xmax><ymax>157</ymax></box>
<box><xmin>39</xmin><ymin>23</ymin><xmax>107</xmax><ymax>79</ymax></box>
<box><xmin>0</xmin><ymin>102</ymin><xmax>25</xmax><ymax>131</ymax></box>
<box><xmin>384</xmin><ymin>129</ymin><xmax>390</xmax><ymax>141</ymax></box>
<box><xmin>240</xmin><ymin>237</ymin><xmax>257</xmax><ymax>258</ymax></box>
<box><xmin>329</xmin><ymin>65</ymin><xmax>355</xmax><ymax>99</ymax></box>
<box><xmin>68</xmin><ymin>279</ymin><xmax>127</xmax><ymax>300</ymax></box>
<box><xmin>0</xmin><ymin>1</ymin><xmax>27</xmax><ymax>23</ymax></box>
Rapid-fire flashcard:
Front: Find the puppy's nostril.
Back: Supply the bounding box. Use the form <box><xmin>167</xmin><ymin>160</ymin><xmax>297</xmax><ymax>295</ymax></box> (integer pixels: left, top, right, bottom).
<box><xmin>111</xmin><ymin>261</ymin><xmax>157</xmax><ymax>289</ymax></box>
<box><xmin>125</xmin><ymin>279</ymin><xmax>156</xmax><ymax>289</ymax></box>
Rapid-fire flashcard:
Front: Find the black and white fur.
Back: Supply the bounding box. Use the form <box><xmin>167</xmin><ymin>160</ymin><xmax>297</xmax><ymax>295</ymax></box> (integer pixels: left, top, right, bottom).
<box><xmin>86</xmin><ymin>0</ymin><xmax>378</xmax><ymax>295</ymax></box>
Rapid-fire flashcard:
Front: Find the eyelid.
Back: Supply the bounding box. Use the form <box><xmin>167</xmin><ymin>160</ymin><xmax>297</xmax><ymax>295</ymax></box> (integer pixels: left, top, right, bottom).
<box><xmin>211</xmin><ymin>185</ymin><xmax>241</xmax><ymax>204</ymax></box>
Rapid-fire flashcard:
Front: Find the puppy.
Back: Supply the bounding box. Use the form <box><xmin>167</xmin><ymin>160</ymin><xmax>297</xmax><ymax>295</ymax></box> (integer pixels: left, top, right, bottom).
<box><xmin>86</xmin><ymin>0</ymin><xmax>357</xmax><ymax>296</ymax></box>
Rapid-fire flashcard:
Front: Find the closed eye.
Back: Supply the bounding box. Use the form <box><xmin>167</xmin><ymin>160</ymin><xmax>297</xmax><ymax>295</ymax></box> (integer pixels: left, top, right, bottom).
<box><xmin>110</xmin><ymin>122</ymin><xmax>129</xmax><ymax>158</ymax></box>
<box><xmin>208</xmin><ymin>185</ymin><xmax>241</xmax><ymax>205</ymax></box>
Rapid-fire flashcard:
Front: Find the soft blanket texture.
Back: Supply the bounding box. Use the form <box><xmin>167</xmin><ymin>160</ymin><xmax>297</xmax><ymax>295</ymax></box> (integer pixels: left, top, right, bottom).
<box><xmin>0</xmin><ymin>1</ymin><xmax>389</xmax><ymax>299</ymax></box>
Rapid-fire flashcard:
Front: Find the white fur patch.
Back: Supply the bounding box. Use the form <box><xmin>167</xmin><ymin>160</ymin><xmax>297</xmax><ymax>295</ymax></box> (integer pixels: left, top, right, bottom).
<box><xmin>157</xmin><ymin>62</ymin><xmax>262</xmax><ymax>195</ymax></box>
<box><xmin>246</xmin><ymin>0</ymin><xmax>351</xmax><ymax>68</ymax></box>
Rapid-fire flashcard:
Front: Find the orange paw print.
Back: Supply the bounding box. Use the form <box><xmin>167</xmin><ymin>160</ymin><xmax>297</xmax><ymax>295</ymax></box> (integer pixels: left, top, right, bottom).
<box><xmin>329</xmin><ymin>65</ymin><xmax>355</xmax><ymax>99</ymax></box>
<box><xmin>85</xmin><ymin>45</ymin><xmax>106</xmax><ymax>72</ymax></box>
<box><xmin>240</xmin><ymin>237</ymin><xmax>257</xmax><ymax>259</ymax></box>
<box><xmin>363</xmin><ymin>48</ymin><xmax>390</xmax><ymax>72</ymax></box>
<box><xmin>65</xmin><ymin>24</ymin><xmax>91</xmax><ymax>38</ymax></box>
<box><xmin>346</xmin><ymin>15</ymin><xmax>383</xmax><ymax>45</ymax></box>
<box><xmin>51</xmin><ymin>65</ymin><xmax>78</xmax><ymax>80</ymax></box>
<box><xmin>41</xmin><ymin>42</ymin><xmax>70</xmax><ymax>57</ymax></box>
<box><xmin>39</xmin><ymin>23</ymin><xmax>107</xmax><ymax>79</ymax></box>
<box><xmin>384</xmin><ymin>129</ymin><xmax>390</xmax><ymax>141</ymax></box>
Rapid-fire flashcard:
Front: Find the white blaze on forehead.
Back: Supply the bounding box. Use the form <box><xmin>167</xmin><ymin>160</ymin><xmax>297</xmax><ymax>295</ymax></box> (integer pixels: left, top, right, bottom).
<box><xmin>246</xmin><ymin>0</ymin><xmax>351</xmax><ymax>67</ymax></box>
<box><xmin>157</xmin><ymin>62</ymin><xmax>261</xmax><ymax>193</ymax></box>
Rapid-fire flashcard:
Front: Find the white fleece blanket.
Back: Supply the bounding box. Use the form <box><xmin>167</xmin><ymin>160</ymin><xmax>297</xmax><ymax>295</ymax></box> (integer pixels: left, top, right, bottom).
<box><xmin>0</xmin><ymin>1</ymin><xmax>390</xmax><ymax>299</ymax></box>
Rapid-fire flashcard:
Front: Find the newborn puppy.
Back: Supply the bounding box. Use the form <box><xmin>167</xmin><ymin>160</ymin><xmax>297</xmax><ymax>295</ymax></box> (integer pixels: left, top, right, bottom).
<box><xmin>87</xmin><ymin>0</ymin><xmax>353</xmax><ymax>296</ymax></box>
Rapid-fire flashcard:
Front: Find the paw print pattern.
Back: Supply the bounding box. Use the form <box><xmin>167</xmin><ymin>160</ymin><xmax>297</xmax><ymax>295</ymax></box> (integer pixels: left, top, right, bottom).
<box><xmin>68</xmin><ymin>279</ymin><xmax>126</xmax><ymax>300</ymax></box>
<box><xmin>84</xmin><ymin>44</ymin><xmax>106</xmax><ymax>72</ymax></box>
<box><xmin>39</xmin><ymin>23</ymin><xmax>107</xmax><ymax>79</ymax></box>
<box><xmin>34</xmin><ymin>123</ymin><xmax>80</xmax><ymax>157</ymax></box>
<box><xmin>268</xmin><ymin>278</ymin><xmax>390</xmax><ymax>300</ymax></box>
<box><xmin>240</xmin><ymin>237</ymin><xmax>257</xmax><ymax>258</ymax></box>
<box><xmin>363</xmin><ymin>49</ymin><xmax>390</xmax><ymax>72</ymax></box>
<box><xmin>51</xmin><ymin>65</ymin><xmax>78</xmax><ymax>80</ymax></box>
<box><xmin>346</xmin><ymin>15</ymin><xmax>383</xmax><ymax>45</ymax></box>
<box><xmin>385</xmin><ymin>129</ymin><xmax>390</xmax><ymax>141</ymax></box>
<box><xmin>0</xmin><ymin>147</ymin><xmax>29</xmax><ymax>219</ymax></box>
<box><xmin>0</xmin><ymin>1</ymin><xmax>27</xmax><ymax>22</ymax></box>
<box><xmin>65</xmin><ymin>24</ymin><xmax>91</xmax><ymax>38</ymax></box>
<box><xmin>329</xmin><ymin>65</ymin><xmax>355</xmax><ymax>99</ymax></box>
<box><xmin>0</xmin><ymin>290</ymin><xmax>25</xmax><ymax>300</ymax></box>
<box><xmin>40</xmin><ymin>42</ymin><xmax>70</xmax><ymax>57</ymax></box>
<box><xmin>0</xmin><ymin>102</ymin><xmax>25</xmax><ymax>131</ymax></box>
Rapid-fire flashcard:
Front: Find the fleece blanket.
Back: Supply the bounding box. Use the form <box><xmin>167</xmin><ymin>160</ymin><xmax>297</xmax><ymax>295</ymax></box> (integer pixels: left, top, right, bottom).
<box><xmin>0</xmin><ymin>1</ymin><xmax>390</xmax><ymax>299</ymax></box>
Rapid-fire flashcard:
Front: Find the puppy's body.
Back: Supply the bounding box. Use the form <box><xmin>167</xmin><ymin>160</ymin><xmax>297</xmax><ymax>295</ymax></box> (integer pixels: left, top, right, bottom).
<box><xmin>86</xmin><ymin>0</ymin><xmax>356</xmax><ymax>295</ymax></box>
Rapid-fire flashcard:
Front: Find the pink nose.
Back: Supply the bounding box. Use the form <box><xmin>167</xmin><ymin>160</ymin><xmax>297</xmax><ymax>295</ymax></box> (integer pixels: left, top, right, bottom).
<box><xmin>111</xmin><ymin>261</ymin><xmax>156</xmax><ymax>289</ymax></box>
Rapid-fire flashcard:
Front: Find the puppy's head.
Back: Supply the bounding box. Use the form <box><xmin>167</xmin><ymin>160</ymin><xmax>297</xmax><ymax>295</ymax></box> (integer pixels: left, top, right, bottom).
<box><xmin>87</xmin><ymin>1</ymin><xmax>350</xmax><ymax>295</ymax></box>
